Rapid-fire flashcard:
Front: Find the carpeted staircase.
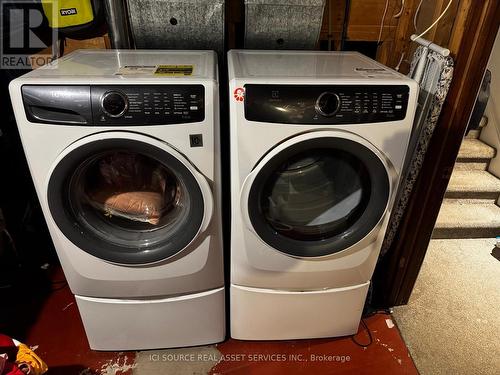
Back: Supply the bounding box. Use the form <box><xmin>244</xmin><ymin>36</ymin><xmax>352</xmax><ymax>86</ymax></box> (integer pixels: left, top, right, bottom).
<box><xmin>432</xmin><ymin>128</ymin><xmax>500</xmax><ymax>238</ymax></box>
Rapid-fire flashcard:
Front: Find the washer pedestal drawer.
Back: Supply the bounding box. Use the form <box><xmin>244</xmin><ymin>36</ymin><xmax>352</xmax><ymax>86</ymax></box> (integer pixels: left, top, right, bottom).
<box><xmin>75</xmin><ymin>287</ymin><xmax>225</xmax><ymax>350</ymax></box>
<box><xmin>230</xmin><ymin>283</ymin><xmax>369</xmax><ymax>340</ymax></box>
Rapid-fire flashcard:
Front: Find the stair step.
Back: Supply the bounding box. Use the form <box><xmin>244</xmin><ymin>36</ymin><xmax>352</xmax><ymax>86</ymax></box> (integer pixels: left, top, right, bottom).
<box><xmin>457</xmin><ymin>139</ymin><xmax>496</xmax><ymax>162</ymax></box>
<box><xmin>464</xmin><ymin>129</ymin><xmax>480</xmax><ymax>139</ymax></box>
<box><xmin>444</xmin><ymin>198</ymin><xmax>499</xmax><ymax>205</ymax></box>
<box><xmin>433</xmin><ymin>200</ymin><xmax>500</xmax><ymax>239</ymax></box>
<box><xmin>454</xmin><ymin>162</ymin><xmax>489</xmax><ymax>171</ymax></box>
<box><xmin>445</xmin><ymin>169</ymin><xmax>500</xmax><ymax>200</ymax></box>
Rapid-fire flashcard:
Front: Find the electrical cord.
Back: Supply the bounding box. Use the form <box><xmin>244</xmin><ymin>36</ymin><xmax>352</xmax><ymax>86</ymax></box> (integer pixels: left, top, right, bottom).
<box><xmin>377</xmin><ymin>0</ymin><xmax>391</xmax><ymax>45</ymax></box>
<box><xmin>414</xmin><ymin>0</ymin><xmax>425</xmax><ymax>31</ymax></box>
<box><xmin>351</xmin><ymin>319</ymin><xmax>373</xmax><ymax>348</ymax></box>
<box><xmin>340</xmin><ymin>0</ymin><xmax>351</xmax><ymax>51</ymax></box>
<box><xmin>395</xmin><ymin>52</ymin><xmax>405</xmax><ymax>71</ymax></box>
<box><xmin>350</xmin><ymin>309</ymin><xmax>393</xmax><ymax>348</ymax></box>
<box><xmin>394</xmin><ymin>0</ymin><xmax>405</xmax><ymax>18</ymax></box>
<box><xmin>378</xmin><ymin>1</ymin><xmax>403</xmax><ymax>48</ymax></box>
<box><xmin>413</xmin><ymin>0</ymin><xmax>454</xmax><ymax>41</ymax></box>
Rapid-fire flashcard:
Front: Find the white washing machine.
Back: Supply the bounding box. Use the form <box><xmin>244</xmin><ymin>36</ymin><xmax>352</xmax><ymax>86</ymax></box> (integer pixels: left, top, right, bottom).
<box><xmin>228</xmin><ymin>50</ymin><xmax>418</xmax><ymax>340</ymax></box>
<box><xmin>9</xmin><ymin>50</ymin><xmax>225</xmax><ymax>350</ymax></box>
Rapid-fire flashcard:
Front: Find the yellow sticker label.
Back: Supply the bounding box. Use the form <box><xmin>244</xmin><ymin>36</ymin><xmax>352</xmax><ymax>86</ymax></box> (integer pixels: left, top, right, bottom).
<box><xmin>154</xmin><ymin>65</ymin><xmax>194</xmax><ymax>76</ymax></box>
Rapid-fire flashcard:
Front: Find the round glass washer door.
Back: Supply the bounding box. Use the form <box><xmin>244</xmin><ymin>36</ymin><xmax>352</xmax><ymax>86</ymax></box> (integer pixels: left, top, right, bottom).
<box><xmin>47</xmin><ymin>134</ymin><xmax>212</xmax><ymax>265</ymax></box>
<box><xmin>243</xmin><ymin>133</ymin><xmax>391</xmax><ymax>258</ymax></box>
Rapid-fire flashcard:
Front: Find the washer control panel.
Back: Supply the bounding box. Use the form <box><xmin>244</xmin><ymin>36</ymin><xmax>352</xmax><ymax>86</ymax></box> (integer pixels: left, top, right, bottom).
<box><xmin>244</xmin><ymin>84</ymin><xmax>409</xmax><ymax>124</ymax></box>
<box><xmin>91</xmin><ymin>85</ymin><xmax>204</xmax><ymax>125</ymax></box>
<box><xmin>21</xmin><ymin>85</ymin><xmax>205</xmax><ymax>126</ymax></box>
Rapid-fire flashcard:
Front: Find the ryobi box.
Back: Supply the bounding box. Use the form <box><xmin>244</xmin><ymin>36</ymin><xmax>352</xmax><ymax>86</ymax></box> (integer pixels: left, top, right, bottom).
<box><xmin>42</xmin><ymin>0</ymin><xmax>104</xmax><ymax>39</ymax></box>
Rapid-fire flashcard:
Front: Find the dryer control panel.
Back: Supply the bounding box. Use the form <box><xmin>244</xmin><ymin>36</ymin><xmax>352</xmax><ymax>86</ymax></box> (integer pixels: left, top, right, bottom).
<box><xmin>21</xmin><ymin>85</ymin><xmax>205</xmax><ymax>126</ymax></box>
<box><xmin>244</xmin><ymin>84</ymin><xmax>409</xmax><ymax>124</ymax></box>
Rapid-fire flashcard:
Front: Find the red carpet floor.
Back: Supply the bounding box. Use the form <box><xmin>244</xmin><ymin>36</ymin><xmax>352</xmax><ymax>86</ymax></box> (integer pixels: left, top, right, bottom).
<box><xmin>2</xmin><ymin>266</ymin><xmax>418</xmax><ymax>374</ymax></box>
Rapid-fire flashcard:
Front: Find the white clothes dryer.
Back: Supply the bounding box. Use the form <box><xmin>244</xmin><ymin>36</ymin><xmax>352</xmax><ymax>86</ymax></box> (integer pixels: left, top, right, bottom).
<box><xmin>228</xmin><ymin>50</ymin><xmax>418</xmax><ymax>340</ymax></box>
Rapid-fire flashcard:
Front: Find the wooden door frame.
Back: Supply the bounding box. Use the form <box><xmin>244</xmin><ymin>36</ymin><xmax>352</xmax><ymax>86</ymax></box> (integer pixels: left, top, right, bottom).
<box><xmin>372</xmin><ymin>0</ymin><xmax>500</xmax><ymax>307</ymax></box>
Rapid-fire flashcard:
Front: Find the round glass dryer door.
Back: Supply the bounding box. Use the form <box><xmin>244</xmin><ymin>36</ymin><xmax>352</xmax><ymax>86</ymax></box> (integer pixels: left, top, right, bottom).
<box><xmin>48</xmin><ymin>135</ymin><xmax>211</xmax><ymax>265</ymax></box>
<box><xmin>245</xmin><ymin>134</ymin><xmax>391</xmax><ymax>257</ymax></box>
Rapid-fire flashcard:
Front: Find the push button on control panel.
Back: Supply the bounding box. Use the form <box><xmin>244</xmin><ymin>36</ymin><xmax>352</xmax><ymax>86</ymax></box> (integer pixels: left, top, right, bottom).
<box><xmin>189</xmin><ymin>134</ymin><xmax>203</xmax><ymax>147</ymax></box>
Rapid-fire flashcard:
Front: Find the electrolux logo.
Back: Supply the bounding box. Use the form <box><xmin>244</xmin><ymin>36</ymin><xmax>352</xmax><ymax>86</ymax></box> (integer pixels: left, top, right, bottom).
<box><xmin>60</xmin><ymin>8</ymin><xmax>77</xmax><ymax>16</ymax></box>
<box><xmin>0</xmin><ymin>1</ymin><xmax>57</xmax><ymax>69</ymax></box>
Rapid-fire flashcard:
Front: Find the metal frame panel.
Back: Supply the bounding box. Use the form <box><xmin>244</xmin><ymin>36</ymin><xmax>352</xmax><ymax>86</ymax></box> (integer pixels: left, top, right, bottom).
<box><xmin>127</xmin><ymin>0</ymin><xmax>225</xmax><ymax>54</ymax></box>
<box><xmin>244</xmin><ymin>0</ymin><xmax>326</xmax><ymax>49</ymax></box>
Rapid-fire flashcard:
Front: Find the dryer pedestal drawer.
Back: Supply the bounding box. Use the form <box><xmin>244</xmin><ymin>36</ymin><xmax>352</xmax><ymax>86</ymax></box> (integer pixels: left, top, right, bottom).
<box><xmin>76</xmin><ymin>287</ymin><xmax>225</xmax><ymax>350</ymax></box>
<box><xmin>230</xmin><ymin>283</ymin><xmax>369</xmax><ymax>340</ymax></box>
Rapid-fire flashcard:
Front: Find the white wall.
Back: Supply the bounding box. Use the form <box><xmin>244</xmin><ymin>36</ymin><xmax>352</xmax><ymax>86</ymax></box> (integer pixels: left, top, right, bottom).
<box><xmin>480</xmin><ymin>30</ymin><xmax>500</xmax><ymax>179</ymax></box>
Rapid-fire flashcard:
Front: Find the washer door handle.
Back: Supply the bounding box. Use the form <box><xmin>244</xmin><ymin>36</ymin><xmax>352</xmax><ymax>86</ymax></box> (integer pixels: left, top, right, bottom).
<box><xmin>194</xmin><ymin>169</ymin><xmax>214</xmax><ymax>234</ymax></box>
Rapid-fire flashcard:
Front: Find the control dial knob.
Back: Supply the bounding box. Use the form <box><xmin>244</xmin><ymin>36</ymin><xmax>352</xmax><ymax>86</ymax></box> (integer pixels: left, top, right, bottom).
<box><xmin>101</xmin><ymin>91</ymin><xmax>128</xmax><ymax>118</ymax></box>
<box><xmin>315</xmin><ymin>92</ymin><xmax>340</xmax><ymax>117</ymax></box>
